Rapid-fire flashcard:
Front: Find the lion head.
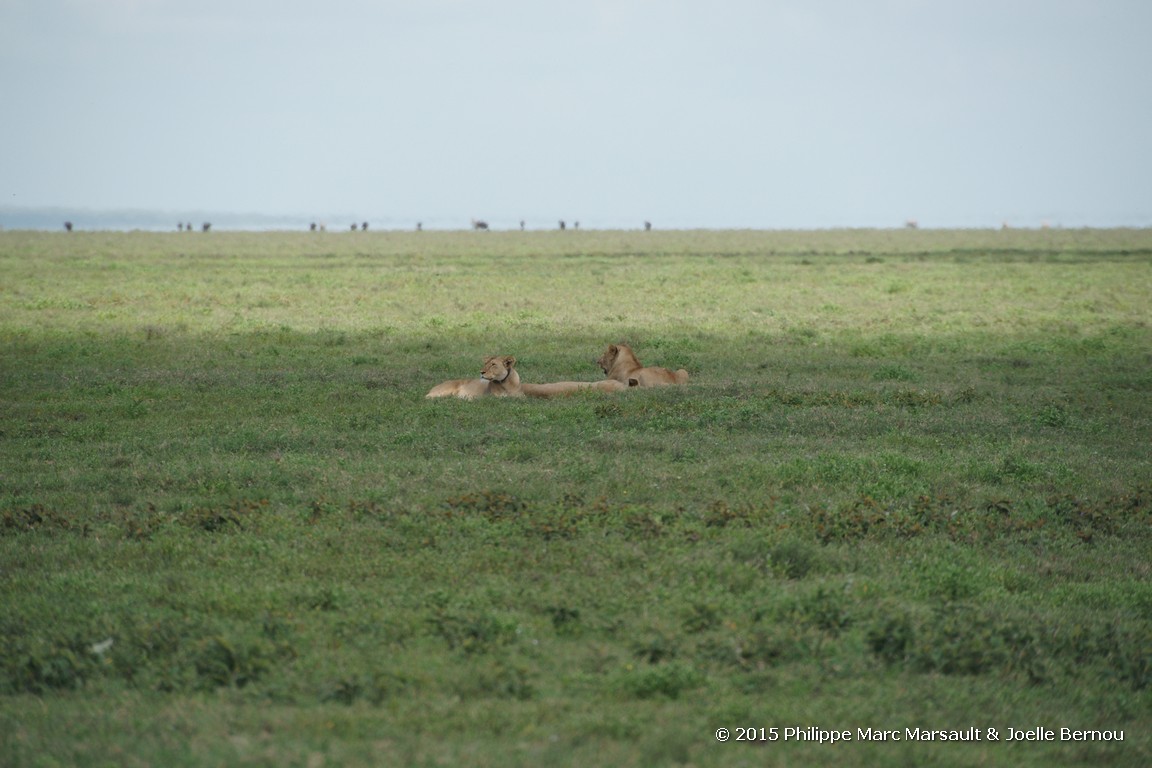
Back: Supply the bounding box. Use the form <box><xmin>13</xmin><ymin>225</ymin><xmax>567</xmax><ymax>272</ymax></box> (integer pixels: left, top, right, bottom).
<box><xmin>481</xmin><ymin>355</ymin><xmax>516</xmax><ymax>383</ymax></box>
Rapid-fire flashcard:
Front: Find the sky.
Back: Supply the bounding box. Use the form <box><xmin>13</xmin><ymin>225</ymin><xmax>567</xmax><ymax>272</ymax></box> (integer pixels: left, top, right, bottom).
<box><xmin>2</xmin><ymin>0</ymin><xmax>1150</xmax><ymax>230</ymax></box>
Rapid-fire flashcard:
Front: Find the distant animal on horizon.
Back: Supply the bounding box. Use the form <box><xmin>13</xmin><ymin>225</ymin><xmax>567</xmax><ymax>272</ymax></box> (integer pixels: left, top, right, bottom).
<box><xmin>417</xmin><ymin>222</ymin><xmax>423</xmax><ymax>231</ymax></box>
<box><xmin>644</xmin><ymin>221</ymin><xmax>652</xmax><ymax>231</ymax></box>
<box><xmin>63</xmin><ymin>221</ymin><xmax>73</xmax><ymax>232</ymax></box>
<box><xmin>472</xmin><ymin>219</ymin><xmax>489</xmax><ymax>231</ymax></box>
<box><xmin>201</xmin><ymin>222</ymin><xmax>211</xmax><ymax>232</ymax></box>
<box><xmin>597</xmin><ymin>343</ymin><xmax>689</xmax><ymax>387</ymax></box>
<box><xmin>177</xmin><ymin>222</ymin><xmax>184</xmax><ymax>232</ymax></box>
<box><xmin>361</xmin><ymin>222</ymin><xmax>369</xmax><ymax>231</ymax></box>
<box><xmin>310</xmin><ymin>222</ymin><xmax>317</xmax><ymax>231</ymax></box>
<box><xmin>425</xmin><ymin>355</ymin><xmax>522</xmax><ymax>400</ymax></box>
<box><xmin>558</xmin><ymin>220</ymin><xmax>566</xmax><ymax>230</ymax></box>
<box><xmin>905</xmin><ymin>219</ymin><xmax>919</xmax><ymax>229</ymax></box>
<box><xmin>520</xmin><ymin>220</ymin><xmax>525</xmax><ymax>231</ymax></box>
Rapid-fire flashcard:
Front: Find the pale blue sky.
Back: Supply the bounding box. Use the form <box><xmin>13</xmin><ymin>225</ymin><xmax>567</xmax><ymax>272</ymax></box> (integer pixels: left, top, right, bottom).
<box><xmin>2</xmin><ymin>0</ymin><xmax>1150</xmax><ymax>229</ymax></box>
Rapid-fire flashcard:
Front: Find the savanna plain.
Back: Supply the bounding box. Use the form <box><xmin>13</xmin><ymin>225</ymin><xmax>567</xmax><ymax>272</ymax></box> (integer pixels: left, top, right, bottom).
<box><xmin>1</xmin><ymin>227</ymin><xmax>1150</xmax><ymax>767</ymax></box>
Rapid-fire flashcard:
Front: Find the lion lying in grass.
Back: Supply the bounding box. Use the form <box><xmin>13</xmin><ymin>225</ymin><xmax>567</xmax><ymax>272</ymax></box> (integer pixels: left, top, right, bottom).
<box><xmin>597</xmin><ymin>343</ymin><xmax>689</xmax><ymax>387</ymax></box>
<box><xmin>425</xmin><ymin>355</ymin><xmax>523</xmax><ymax>399</ymax></box>
<box><xmin>521</xmin><ymin>379</ymin><xmax>631</xmax><ymax>398</ymax></box>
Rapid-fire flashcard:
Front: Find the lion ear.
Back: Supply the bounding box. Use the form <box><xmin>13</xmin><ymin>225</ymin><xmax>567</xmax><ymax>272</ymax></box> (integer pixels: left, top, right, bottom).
<box><xmin>628</xmin><ymin>377</ymin><xmax>640</xmax><ymax>387</ymax></box>
<box><xmin>504</xmin><ymin>356</ymin><xmax>516</xmax><ymax>367</ymax></box>
<box><xmin>608</xmin><ymin>344</ymin><xmax>618</xmax><ymax>354</ymax></box>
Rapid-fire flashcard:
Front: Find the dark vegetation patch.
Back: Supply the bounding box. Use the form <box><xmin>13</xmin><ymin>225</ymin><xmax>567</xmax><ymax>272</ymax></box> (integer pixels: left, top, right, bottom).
<box><xmin>811</xmin><ymin>488</ymin><xmax>1152</xmax><ymax>544</ymax></box>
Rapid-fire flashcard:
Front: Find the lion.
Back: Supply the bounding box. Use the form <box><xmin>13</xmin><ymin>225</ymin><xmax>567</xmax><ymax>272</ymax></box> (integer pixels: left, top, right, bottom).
<box><xmin>596</xmin><ymin>343</ymin><xmax>688</xmax><ymax>387</ymax></box>
<box><xmin>425</xmin><ymin>355</ymin><xmax>523</xmax><ymax>400</ymax></box>
<box><xmin>522</xmin><ymin>379</ymin><xmax>632</xmax><ymax>398</ymax></box>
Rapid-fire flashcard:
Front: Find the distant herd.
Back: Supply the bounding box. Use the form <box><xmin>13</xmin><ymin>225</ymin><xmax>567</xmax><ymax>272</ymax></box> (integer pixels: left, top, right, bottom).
<box><xmin>58</xmin><ymin>219</ymin><xmax>1055</xmax><ymax>233</ymax></box>
<box><xmin>61</xmin><ymin>219</ymin><xmax>655</xmax><ymax>233</ymax></box>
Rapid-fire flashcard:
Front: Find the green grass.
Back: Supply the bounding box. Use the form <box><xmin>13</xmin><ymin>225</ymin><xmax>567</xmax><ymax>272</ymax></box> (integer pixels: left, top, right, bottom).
<box><xmin>1</xmin><ymin>228</ymin><xmax>1150</xmax><ymax>766</ymax></box>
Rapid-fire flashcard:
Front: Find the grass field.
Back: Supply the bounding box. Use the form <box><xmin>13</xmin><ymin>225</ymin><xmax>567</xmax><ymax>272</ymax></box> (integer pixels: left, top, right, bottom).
<box><xmin>1</xmin><ymin>228</ymin><xmax>1150</xmax><ymax>766</ymax></box>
